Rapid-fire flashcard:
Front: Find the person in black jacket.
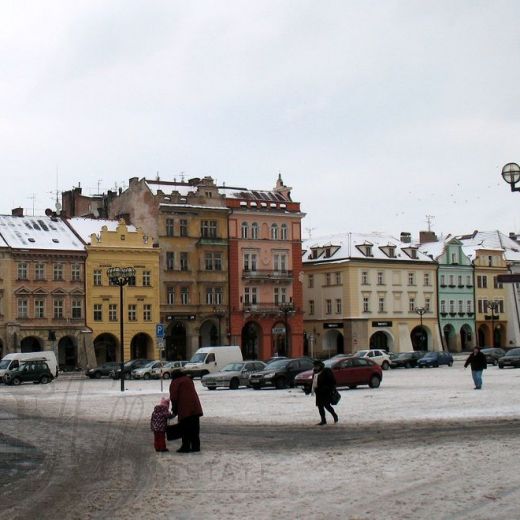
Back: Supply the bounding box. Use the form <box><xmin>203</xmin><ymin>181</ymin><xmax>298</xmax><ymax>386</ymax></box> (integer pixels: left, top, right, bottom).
<box><xmin>312</xmin><ymin>360</ymin><xmax>339</xmax><ymax>425</ymax></box>
<box><xmin>464</xmin><ymin>346</ymin><xmax>487</xmax><ymax>389</ymax></box>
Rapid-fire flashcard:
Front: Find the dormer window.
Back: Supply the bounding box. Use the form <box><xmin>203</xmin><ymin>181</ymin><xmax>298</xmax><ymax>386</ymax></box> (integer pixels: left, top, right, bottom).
<box><xmin>357</xmin><ymin>243</ymin><xmax>374</xmax><ymax>257</ymax></box>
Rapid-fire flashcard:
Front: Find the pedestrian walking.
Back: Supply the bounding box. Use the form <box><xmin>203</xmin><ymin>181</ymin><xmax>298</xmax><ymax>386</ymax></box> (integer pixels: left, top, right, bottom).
<box><xmin>464</xmin><ymin>346</ymin><xmax>487</xmax><ymax>389</ymax></box>
<box><xmin>150</xmin><ymin>396</ymin><xmax>173</xmax><ymax>452</ymax></box>
<box><xmin>169</xmin><ymin>370</ymin><xmax>204</xmax><ymax>453</ymax></box>
<box><xmin>312</xmin><ymin>360</ymin><xmax>339</xmax><ymax>425</ymax></box>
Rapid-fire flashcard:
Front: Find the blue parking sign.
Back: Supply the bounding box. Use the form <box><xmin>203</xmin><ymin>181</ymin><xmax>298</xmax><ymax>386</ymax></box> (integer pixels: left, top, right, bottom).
<box><xmin>156</xmin><ymin>324</ymin><xmax>165</xmax><ymax>338</ymax></box>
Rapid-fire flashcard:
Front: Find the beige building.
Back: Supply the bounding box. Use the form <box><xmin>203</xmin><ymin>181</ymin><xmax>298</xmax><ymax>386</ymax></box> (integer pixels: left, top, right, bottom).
<box><xmin>302</xmin><ymin>232</ymin><xmax>441</xmax><ymax>356</ymax></box>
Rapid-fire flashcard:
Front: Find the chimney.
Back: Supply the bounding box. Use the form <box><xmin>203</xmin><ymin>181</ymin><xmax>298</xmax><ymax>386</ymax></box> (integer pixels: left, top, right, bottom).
<box><xmin>11</xmin><ymin>207</ymin><xmax>23</xmax><ymax>217</ymax></box>
<box><xmin>419</xmin><ymin>231</ymin><xmax>438</xmax><ymax>244</ymax></box>
<box><xmin>509</xmin><ymin>232</ymin><xmax>518</xmax><ymax>242</ymax></box>
<box><xmin>400</xmin><ymin>232</ymin><xmax>412</xmax><ymax>244</ymax></box>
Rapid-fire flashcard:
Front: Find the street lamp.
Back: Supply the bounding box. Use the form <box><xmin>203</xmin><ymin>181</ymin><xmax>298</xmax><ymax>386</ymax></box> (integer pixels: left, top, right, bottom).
<box><xmin>107</xmin><ymin>266</ymin><xmax>136</xmax><ymax>392</ymax></box>
<box><xmin>279</xmin><ymin>302</ymin><xmax>295</xmax><ymax>356</ymax></box>
<box><xmin>501</xmin><ymin>162</ymin><xmax>520</xmax><ymax>192</ymax></box>
<box><xmin>487</xmin><ymin>300</ymin><xmax>499</xmax><ymax>347</ymax></box>
<box><xmin>415</xmin><ymin>306</ymin><xmax>426</xmax><ymax>350</ymax></box>
<box><xmin>212</xmin><ymin>306</ymin><xmax>226</xmax><ymax>345</ymax></box>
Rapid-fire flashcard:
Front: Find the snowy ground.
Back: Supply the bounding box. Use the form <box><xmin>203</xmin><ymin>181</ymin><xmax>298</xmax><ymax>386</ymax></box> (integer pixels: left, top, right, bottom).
<box><xmin>2</xmin><ymin>360</ymin><xmax>520</xmax><ymax>519</ymax></box>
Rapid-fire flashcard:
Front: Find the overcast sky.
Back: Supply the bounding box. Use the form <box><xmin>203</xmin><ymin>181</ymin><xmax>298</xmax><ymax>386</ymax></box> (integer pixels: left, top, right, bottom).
<box><xmin>2</xmin><ymin>1</ymin><xmax>520</xmax><ymax>239</ymax></box>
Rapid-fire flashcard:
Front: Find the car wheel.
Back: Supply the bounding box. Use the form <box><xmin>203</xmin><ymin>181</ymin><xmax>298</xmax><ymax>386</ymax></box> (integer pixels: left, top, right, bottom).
<box><xmin>499</xmin><ymin>364</ymin><xmax>504</xmax><ymax>369</ymax></box>
<box><xmin>94</xmin><ymin>371</ymin><xmax>102</xmax><ymax>379</ymax></box>
<box><xmin>252</xmin><ymin>384</ymin><xmax>261</xmax><ymax>390</ymax></box>
<box><xmin>448</xmin><ymin>361</ymin><xmax>453</xmax><ymax>367</ymax></box>
<box><xmin>303</xmin><ymin>387</ymin><xmax>311</xmax><ymax>395</ymax></box>
<box><xmin>275</xmin><ymin>377</ymin><xmax>287</xmax><ymax>389</ymax></box>
<box><xmin>207</xmin><ymin>386</ymin><xmax>216</xmax><ymax>391</ymax></box>
<box><xmin>434</xmin><ymin>363</ymin><xmax>439</xmax><ymax>368</ymax></box>
<box><xmin>405</xmin><ymin>361</ymin><xmax>412</xmax><ymax>369</ymax></box>
<box><xmin>493</xmin><ymin>359</ymin><xmax>498</xmax><ymax>366</ymax></box>
<box><xmin>348</xmin><ymin>385</ymin><xmax>357</xmax><ymax>389</ymax></box>
<box><xmin>162</xmin><ymin>372</ymin><xmax>170</xmax><ymax>380</ymax></box>
<box><xmin>229</xmin><ymin>378</ymin><xmax>240</xmax><ymax>390</ymax></box>
<box><xmin>369</xmin><ymin>375</ymin><xmax>381</xmax><ymax>388</ymax></box>
<box><xmin>143</xmin><ymin>373</ymin><xmax>150</xmax><ymax>380</ymax></box>
<box><xmin>200</xmin><ymin>371</ymin><xmax>209</xmax><ymax>379</ymax></box>
<box><xmin>40</xmin><ymin>375</ymin><xmax>50</xmax><ymax>384</ymax></box>
<box><xmin>382</xmin><ymin>361</ymin><xmax>390</xmax><ymax>370</ymax></box>
<box><xmin>12</xmin><ymin>377</ymin><xmax>21</xmax><ymax>386</ymax></box>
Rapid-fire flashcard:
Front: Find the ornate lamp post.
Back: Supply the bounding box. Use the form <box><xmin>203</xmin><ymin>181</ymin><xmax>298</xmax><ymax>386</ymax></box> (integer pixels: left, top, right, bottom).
<box><xmin>107</xmin><ymin>266</ymin><xmax>136</xmax><ymax>392</ymax></box>
<box><xmin>501</xmin><ymin>162</ymin><xmax>520</xmax><ymax>192</ymax></box>
<box><xmin>415</xmin><ymin>306</ymin><xmax>426</xmax><ymax>350</ymax></box>
<box><xmin>212</xmin><ymin>306</ymin><xmax>226</xmax><ymax>345</ymax></box>
<box><xmin>487</xmin><ymin>300</ymin><xmax>499</xmax><ymax>347</ymax></box>
<box><xmin>279</xmin><ymin>302</ymin><xmax>295</xmax><ymax>356</ymax></box>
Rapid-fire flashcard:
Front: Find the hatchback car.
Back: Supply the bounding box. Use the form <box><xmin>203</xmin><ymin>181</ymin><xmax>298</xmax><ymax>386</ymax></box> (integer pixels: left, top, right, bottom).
<box><xmin>151</xmin><ymin>360</ymin><xmax>188</xmax><ymax>379</ymax></box>
<box><xmin>85</xmin><ymin>362</ymin><xmax>120</xmax><ymax>379</ymax></box>
<box><xmin>417</xmin><ymin>351</ymin><xmax>453</xmax><ymax>368</ymax></box>
<box><xmin>354</xmin><ymin>349</ymin><xmax>391</xmax><ymax>370</ymax></box>
<box><xmin>132</xmin><ymin>360</ymin><xmax>164</xmax><ymax>380</ymax></box>
<box><xmin>294</xmin><ymin>356</ymin><xmax>382</xmax><ymax>394</ymax></box>
<box><xmin>390</xmin><ymin>351</ymin><xmax>426</xmax><ymax>369</ymax></box>
<box><xmin>249</xmin><ymin>357</ymin><xmax>315</xmax><ymax>389</ymax></box>
<box><xmin>111</xmin><ymin>359</ymin><xmax>153</xmax><ymax>379</ymax></box>
<box><xmin>202</xmin><ymin>361</ymin><xmax>267</xmax><ymax>390</ymax></box>
<box><xmin>498</xmin><ymin>348</ymin><xmax>520</xmax><ymax>369</ymax></box>
<box><xmin>481</xmin><ymin>348</ymin><xmax>506</xmax><ymax>366</ymax></box>
<box><xmin>3</xmin><ymin>360</ymin><xmax>54</xmax><ymax>385</ymax></box>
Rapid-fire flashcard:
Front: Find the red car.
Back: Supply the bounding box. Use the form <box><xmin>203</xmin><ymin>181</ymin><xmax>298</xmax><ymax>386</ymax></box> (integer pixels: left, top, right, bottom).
<box><xmin>294</xmin><ymin>356</ymin><xmax>382</xmax><ymax>394</ymax></box>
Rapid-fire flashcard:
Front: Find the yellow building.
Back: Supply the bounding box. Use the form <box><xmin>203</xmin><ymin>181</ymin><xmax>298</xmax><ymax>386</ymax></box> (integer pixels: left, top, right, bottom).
<box><xmin>69</xmin><ymin>218</ymin><xmax>160</xmax><ymax>364</ymax></box>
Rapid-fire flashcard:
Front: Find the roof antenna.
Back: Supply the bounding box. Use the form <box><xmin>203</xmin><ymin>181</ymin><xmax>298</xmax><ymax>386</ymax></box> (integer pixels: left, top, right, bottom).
<box><xmin>305</xmin><ymin>227</ymin><xmax>316</xmax><ymax>239</ymax></box>
<box><xmin>425</xmin><ymin>215</ymin><xmax>435</xmax><ymax>232</ymax></box>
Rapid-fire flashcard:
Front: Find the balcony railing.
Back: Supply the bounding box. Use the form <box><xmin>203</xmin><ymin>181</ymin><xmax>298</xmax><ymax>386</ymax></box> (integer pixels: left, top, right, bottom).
<box><xmin>242</xmin><ymin>269</ymin><xmax>293</xmax><ymax>281</ymax></box>
<box><xmin>242</xmin><ymin>302</ymin><xmax>295</xmax><ymax>314</ymax></box>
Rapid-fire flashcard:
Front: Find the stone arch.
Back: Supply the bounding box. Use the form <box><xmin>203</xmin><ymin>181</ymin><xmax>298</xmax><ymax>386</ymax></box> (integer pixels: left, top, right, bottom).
<box><xmin>494</xmin><ymin>323</ymin><xmax>504</xmax><ymax>348</ymax></box>
<box><xmin>93</xmin><ymin>333</ymin><xmax>118</xmax><ymax>364</ymax></box>
<box><xmin>199</xmin><ymin>319</ymin><xmax>218</xmax><ymax>347</ymax></box>
<box><xmin>0</xmin><ymin>339</ymin><xmax>4</xmax><ymax>358</ymax></box>
<box><xmin>242</xmin><ymin>321</ymin><xmax>262</xmax><ymax>360</ymax></box>
<box><xmin>58</xmin><ymin>336</ymin><xmax>77</xmax><ymax>371</ymax></box>
<box><xmin>369</xmin><ymin>330</ymin><xmax>394</xmax><ymax>351</ymax></box>
<box><xmin>478</xmin><ymin>324</ymin><xmax>489</xmax><ymax>347</ymax></box>
<box><xmin>460</xmin><ymin>324</ymin><xmax>474</xmax><ymax>351</ymax></box>
<box><xmin>324</xmin><ymin>329</ymin><xmax>344</xmax><ymax>355</ymax></box>
<box><xmin>21</xmin><ymin>336</ymin><xmax>42</xmax><ymax>353</ymax></box>
<box><xmin>411</xmin><ymin>326</ymin><xmax>430</xmax><ymax>351</ymax></box>
<box><xmin>443</xmin><ymin>324</ymin><xmax>457</xmax><ymax>352</ymax></box>
<box><xmin>130</xmin><ymin>332</ymin><xmax>154</xmax><ymax>359</ymax></box>
<box><xmin>272</xmin><ymin>321</ymin><xmax>289</xmax><ymax>357</ymax></box>
<box><xmin>166</xmin><ymin>321</ymin><xmax>187</xmax><ymax>361</ymax></box>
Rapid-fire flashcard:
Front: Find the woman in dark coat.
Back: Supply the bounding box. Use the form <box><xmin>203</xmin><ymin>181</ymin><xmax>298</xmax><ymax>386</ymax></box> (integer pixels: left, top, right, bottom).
<box><xmin>169</xmin><ymin>370</ymin><xmax>204</xmax><ymax>452</ymax></box>
<box><xmin>464</xmin><ymin>346</ymin><xmax>487</xmax><ymax>389</ymax></box>
<box><xmin>312</xmin><ymin>360</ymin><xmax>339</xmax><ymax>425</ymax></box>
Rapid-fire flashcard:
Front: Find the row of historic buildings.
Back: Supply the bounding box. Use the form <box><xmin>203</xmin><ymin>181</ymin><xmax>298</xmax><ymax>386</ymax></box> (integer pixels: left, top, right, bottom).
<box><xmin>1</xmin><ymin>174</ymin><xmax>519</xmax><ymax>368</ymax></box>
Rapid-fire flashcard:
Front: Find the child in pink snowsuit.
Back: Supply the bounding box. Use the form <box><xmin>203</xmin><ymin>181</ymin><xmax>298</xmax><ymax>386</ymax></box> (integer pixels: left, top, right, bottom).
<box><xmin>150</xmin><ymin>397</ymin><xmax>172</xmax><ymax>452</ymax></box>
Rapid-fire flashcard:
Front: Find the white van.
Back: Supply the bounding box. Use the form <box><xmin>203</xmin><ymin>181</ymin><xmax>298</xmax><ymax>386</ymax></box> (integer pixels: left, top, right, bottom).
<box><xmin>183</xmin><ymin>346</ymin><xmax>243</xmax><ymax>378</ymax></box>
<box><xmin>0</xmin><ymin>351</ymin><xmax>58</xmax><ymax>380</ymax></box>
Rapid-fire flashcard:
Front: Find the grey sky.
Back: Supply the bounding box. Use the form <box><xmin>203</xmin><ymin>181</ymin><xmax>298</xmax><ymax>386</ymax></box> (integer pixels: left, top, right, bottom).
<box><xmin>2</xmin><ymin>1</ymin><xmax>520</xmax><ymax>239</ymax></box>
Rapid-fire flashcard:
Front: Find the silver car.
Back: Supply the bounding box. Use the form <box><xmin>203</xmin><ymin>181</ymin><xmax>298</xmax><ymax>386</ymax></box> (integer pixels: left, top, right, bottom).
<box><xmin>131</xmin><ymin>360</ymin><xmax>164</xmax><ymax>380</ymax></box>
<box><xmin>201</xmin><ymin>361</ymin><xmax>266</xmax><ymax>390</ymax></box>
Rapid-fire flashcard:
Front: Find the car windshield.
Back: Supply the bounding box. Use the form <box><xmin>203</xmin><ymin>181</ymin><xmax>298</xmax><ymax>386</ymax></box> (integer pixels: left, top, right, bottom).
<box><xmin>222</xmin><ymin>363</ymin><xmax>244</xmax><ymax>371</ymax></box>
<box><xmin>506</xmin><ymin>349</ymin><xmax>520</xmax><ymax>356</ymax></box>
<box><xmin>189</xmin><ymin>353</ymin><xmax>207</xmax><ymax>363</ymax></box>
<box><xmin>0</xmin><ymin>360</ymin><xmax>10</xmax><ymax>369</ymax></box>
<box><xmin>265</xmin><ymin>359</ymin><xmax>289</xmax><ymax>369</ymax></box>
<box><xmin>353</xmin><ymin>351</ymin><xmax>367</xmax><ymax>357</ymax></box>
<box><xmin>397</xmin><ymin>353</ymin><xmax>412</xmax><ymax>359</ymax></box>
<box><xmin>142</xmin><ymin>361</ymin><xmax>156</xmax><ymax>368</ymax></box>
<box><xmin>422</xmin><ymin>353</ymin><xmax>436</xmax><ymax>359</ymax></box>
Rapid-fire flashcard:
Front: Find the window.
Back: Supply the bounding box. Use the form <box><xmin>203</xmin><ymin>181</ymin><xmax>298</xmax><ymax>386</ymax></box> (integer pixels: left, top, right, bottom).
<box><xmin>449</xmin><ymin>274</ymin><xmax>454</xmax><ymax>286</ymax></box>
<box><xmin>205</xmin><ymin>253</ymin><xmax>222</xmax><ymax>271</ymax></box>
<box><xmin>440</xmin><ymin>274</ymin><xmax>446</xmax><ymax>286</ymax></box>
<box><xmin>251</xmin><ymin>222</ymin><xmax>259</xmax><ymax>239</ymax></box>
<box><xmin>17</xmin><ymin>298</ymin><xmax>28</xmax><ymax>319</ymax></box>
<box><xmin>458</xmin><ymin>275</ymin><xmax>463</xmax><ymax>286</ymax></box>
<box><xmin>35</xmin><ymin>263</ymin><xmax>45</xmax><ymax>280</ymax></box>
<box><xmin>53</xmin><ymin>263</ymin><xmax>64</xmax><ymax>281</ymax></box>
<box><xmin>408</xmin><ymin>272</ymin><xmax>415</xmax><ymax>286</ymax></box>
<box><xmin>451</xmin><ymin>252</ymin><xmax>457</xmax><ymax>264</ymax></box>
<box><xmin>494</xmin><ymin>276</ymin><xmax>503</xmax><ymax>289</ymax></box>
<box><xmin>488</xmin><ymin>256</ymin><xmax>493</xmax><ymax>267</ymax></box>
<box><xmin>309</xmin><ymin>300</ymin><xmax>315</xmax><ymax>315</ymax></box>
<box><xmin>244</xmin><ymin>287</ymin><xmax>257</xmax><ymax>305</ymax></box>
<box><xmin>361</xmin><ymin>271</ymin><xmax>369</xmax><ymax>285</ymax></box>
<box><xmin>458</xmin><ymin>300</ymin><xmax>463</xmax><ymax>313</ymax></box>
<box><xmin>72</xmin><ymin>299</ymin><xmax>82</xmax><ymax>319</ymax></box>
<box><xmin>335</xmin><ymin>272</ymin><xmax>341</xmax><ymax>285</ymax></box>
<box><xmin>274</xmin><ymin>287</ymin><xmax>287</xmax><ymax>305</ymax></box>
<box><xmin>335</xmin><ymin>299</ymin><xmax>342</xmax><ymax>314</ymax></box>
<box><xmin>71</xmin><ymin>263</ymin><xmax>81</xmax><ymax>282</ymax></box>
<box><xmin>109</xmin><ymin>304</ymin><xmax>118</xmax><ymax>321</ymax></box>
<box><xmin>93</xmin><ymin>304</ymin><xmax>103</xmax><ymax>321</ymax></box>
<box><xmin>166</xmin><ymin>218</ymin><xmax>174</xmax><ymax>237</ymax></box>
<box><xmin>244</xmin><ymin>253</ymin><xmax>257</xmax><ymax>271</ymax></box>
<box><xmin>498</xmin><ymin>300</ymin><xmax>504</xmax><ymax>313</ymax></box>
<box><xmin>424</xmin><ymin>273</ymin><xmax>430</xmax><ymax>286</ymax></box>
<box><xmin>478</xmin><ymin>299</ymin><xmax>485</xmax><ymax>314</ymax></box>
<box><xmin>128</xmin><ymin>274</ymin><xmax>136</xmax><ymax>287</ymax></box>
<box><xmin>409</xmin><ymin>297</ymin><xmax>415</xmax><ymax>312</ymax></box>
<box><xmin>206</xmin><ymin>287</ymin><xmax>223</xmax><ymax>305</ymax></box>
<box><xmin>449</xmin><ymin>300</ymin><xmax>455</xmax><ymax>313</ymax></box>
<box><xmin>201</xmin><ymin>220</ymin><xmax>217</xmax><ymax>238</ymax></box>
<box><xmin>466</xmin><ymin>300</ymin><xmax>472</xmax><ymax>313</ymax></box>
<box><xmin>35</xmin><ymin>299</ymin><xmax>45</xmax><ymax>318</ymax></box>
<box><xmin>180</xmin><ymin>219</ymin><xmax>188</xmax><ymax>237</ymax></box>
<box><xmin>377</xmin><ymin>272</ymin><xmax>384</xmax><ymax>285</ymax></box>
<box><xmin>378</xmin><ymin>296</ymin><xmax>385</xmax><ymax>313</ymax></box>
<box><xmin>53</xmin><ymin>299</ymin><xmax>64</xmax><ymax>319</ymax></box>
<box><xmin>166</xmin><ymin>252</ymin><xmax>175</xmax><ymax>270</ymax></box>
<box><xmin>325</xmin><ymin>299</ymin><xmax>332</xmax><ymax>314</ymax></box>
<box><xmin>425</xmin><ymin>297</ymin><xmax>431</xmax><ymax>312</ymax></box>
<box><xmin>308</xmin><ymin>274</ymin><xmax>314</xmax><ymax>289</ymax></box>
<box><xmin>273</xmin><ymin>253</ymin><xmax>287</xmax><ymax>272</ymax></box>
<box><xmin>128</xmin><ymin>304</ymin><xmax>137</xmax><ymax>321</ymax></box>
<box><xmin>17</xmin><ymin>263</ymin><xmax>28</xmax><ymax>280</ymax></box>
<box><xmin>142</xmin><ymin>271</ymin><xmax>151</xmax><ymax>287</ymax></box>
<box><xmin>180</xmin><ymin>287</ymin><xmax>189</xmax><ymax>305</ymax></box>
<box><xmin>241</xmin><ymin>222</ymin><xmax>249</xmax><ymax>239</ymax></box>
<box><xmin>167</xmin><ymin>287</ymin><xmax>175</xmax><ymax>305</ymax></box>
<box><xmin>281</xmin><ymin>224</ymin><xmax>288</xmax><ymax>240</ymax></box>
<box><xmin>271</xmin><ymin>224</ymin><xmax>278</xmax><ymax>240</ymax></box>
<box><xmin>93</xmin><ymin>269</ymin><xmax>102</xmax><ymax>286</ymax></box>
<box><xmin>180</xmin><ymin>252</ymin><xmax>189</xmax><ymax>271</ymax></box>
<box><xmin>143</xmin><ymin>304</ymin><xmax>152</xmax><ymax>321</ymax></box>
<box><xmin>477</xmin><ymin>275</ymin><xmax>487</xmax><ymax>289</ymax></box>
<box><xmin>466</xmin><ymin>275</ymin><xmax>472</xmax><ymax>286</ymax></box>
<box><xmin>325</xmin><ymin>273</ymin><xmax>331</xmax><ymax>286</ymax></box>
<box><xmin>363</xmin><ymin>296</ymin><xmax>370</xmax><ymax>312</ymax></box>
<box><xmin>440</xmin><ymin>300</ymin><xmax>446</xmax><ymax>313</ymax></box>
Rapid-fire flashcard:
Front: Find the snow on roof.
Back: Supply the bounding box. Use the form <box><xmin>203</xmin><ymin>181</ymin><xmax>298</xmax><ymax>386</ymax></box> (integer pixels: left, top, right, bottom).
<box><xmin>456</xmin><ymin>230</ymin><xmax>520</xmax><ymax>261</ymax></box>
<box><xmin>219</xmin><ymin>186</ymin><xmax>291</xmax><ymax>203</ymax></box>
<box><xmin>67</xmin><ymin>217</ymin><xmax>136</xmax><ymax>244</ymax></box>
<box><xmin>145</xmin><ymin>181</ymin><xmax>195</xmax><ymax>197</ymax></box>
<box><xmin>0</xmin><ymin>215</ymin><xmax>84</xmax><ymax>251</ymax></box>
<box><xmin>302</xmin><ymin>232</ymin><xmax>434</xmax><ymax>263</ymax></box>
<box><xmin>419</xmin><ymin>240</ymin><xmax>446</xmax><ymax>260</ymax></box>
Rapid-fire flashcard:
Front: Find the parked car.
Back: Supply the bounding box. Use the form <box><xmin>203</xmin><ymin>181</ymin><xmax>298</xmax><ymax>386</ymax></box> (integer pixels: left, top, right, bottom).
<box><xmin>417</xmin><ymin>351</ymin><xmax>453</xmax><ymax>368</ymax></box>
<box><xmin>264</xmin><ymin>356</ymin><xmax>288</xmax><ymax>364</ymax></box>
<box><xmin>202</xmin><ymin>361</ymin><xmax>267</xmax><ymax>390</ymax></box>
<box><xmin>390</xmin><ymin>351</ymin><xmax>427</xmax><ymax>369</ymax></box>
<box><xmin>3</xmin><ymin>360</ymin><xmax>54</xmax><ymax>386</ymax></box>
<box><xmin>294</xmin><ymin>356</ymin><xmax>382</xmax><ymax>394</ymax></box>
<box><xmin>151</xmin><ymin>360</ymin><xmax>188</xmax><ymax>379</ymax></box>
<box><xmin>249</xmin><ymin>357</ymin><xmax>315</xmax><ymax>389</ymax></box>
<box><xmin>110</xmin><ymin>359</ymin><xmax>153</xmax><ymax>379</ymax></box>
<box><xmin>354</xmin><ymin>349</ymin><xmax>391</xmax><ymax>370</ymax></box>
<box><xmin>132</xmin><ymin>360</ymin><xmax>164</xmax><ymax>380</ymax></box>
<box><xmin>481</xmin><ymin>348</ymin><xmax>506</xmax><ymax>366</ymax></box>
<box><xmin>498</xmin><ymin>348</ymin><xmax>520</xmax><ymax>369</ymax></box>
<box><xmin>85</xmin><ymin>362</ymin><xmax>120</xmax><ymax>379</ymax></box>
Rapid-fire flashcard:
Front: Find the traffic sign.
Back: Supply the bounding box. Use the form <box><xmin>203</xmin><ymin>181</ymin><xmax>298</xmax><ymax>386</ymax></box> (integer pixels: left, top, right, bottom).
<box><xmin>156</xmin><ymin>323</ymin><xmax>165</xmax><ymax>338</ymax></box>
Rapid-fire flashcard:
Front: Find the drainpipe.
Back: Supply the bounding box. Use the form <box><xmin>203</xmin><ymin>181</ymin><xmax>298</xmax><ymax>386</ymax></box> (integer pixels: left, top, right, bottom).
<box><xmin>435</xmin><ymin>263</ymin><xmax>444</xmax><ymax>352</ymax></box>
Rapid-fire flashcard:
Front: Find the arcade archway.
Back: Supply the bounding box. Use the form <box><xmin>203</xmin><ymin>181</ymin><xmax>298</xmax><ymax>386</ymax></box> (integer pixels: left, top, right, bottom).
<box><xmin>460</xmin><ymin>324</ymin><xmax>474</xmax><ymax>351</ymax></box>
<box><xmin>93</xmin><ymin>333</ymin><xmax>117</xmax><ymax>364</ymax></box>
<box><xmin>443</xmin><ymin>324</ymin><xmax>457</xmax><ymax>352</ymax></box>
<box><xmin>200</xmin><ymin>320</ymin><xmax>218</xmax><ymax>347</ymax></box>
<box><xmin>411</xmin><ymin>326</ymin><xmax>428</xmax><ymax>351</ymax></box>
<box><xmin>130</xmin><ymin>333</ymin><xmax>153</xmax><ymax>359</ymax></box>
<box><xmin>21</xmin><ymin>336</ymin><xmax>42</xmax><ymax>352</ymax></box>
<box><xmin>166</xmin><ymin>322</ymin><xmax>187</xmax><ymax>361</ymax></box>
<box><xmin>370</xmin><ymin>330</ymin><xmax>393</xmax><ymax>351</ymax></box>
<box><xmin>242</xmin><ymin>322</ymin><xmax>261</xmax><ymax>360</ymax></box>
<box><xmin>58</xmin><ymin>336</ymin><xmax>77</xmax><ymax>370</ymax></box>
<box><xmin>324</xmin><ymin>329</ymin><xmax>344</xmax><ymax>355</ymax></box>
